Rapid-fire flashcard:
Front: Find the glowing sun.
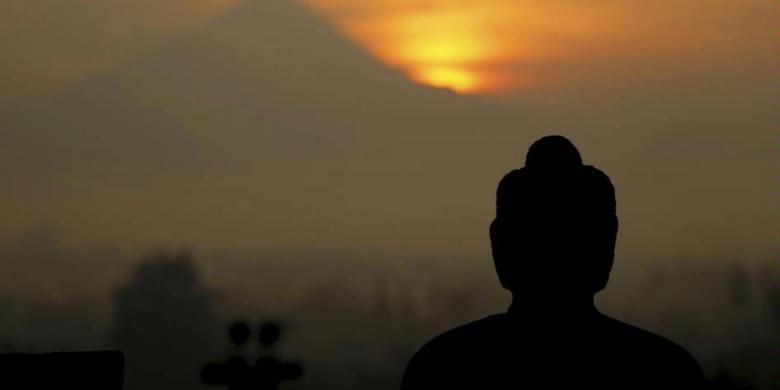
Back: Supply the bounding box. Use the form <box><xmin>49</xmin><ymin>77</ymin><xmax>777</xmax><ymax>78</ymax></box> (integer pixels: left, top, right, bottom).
<box><xmin>299</xmin><ymin>0</ymin><xmax>620</xmax><ymax>94</ymax></box>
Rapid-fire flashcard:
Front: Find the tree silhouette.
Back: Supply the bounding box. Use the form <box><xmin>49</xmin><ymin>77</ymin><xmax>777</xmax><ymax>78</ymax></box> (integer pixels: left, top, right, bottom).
<box><xmin>110</xmin><ymin>251</ymin><xmax>219</xmax><ymax>390</ymax></box>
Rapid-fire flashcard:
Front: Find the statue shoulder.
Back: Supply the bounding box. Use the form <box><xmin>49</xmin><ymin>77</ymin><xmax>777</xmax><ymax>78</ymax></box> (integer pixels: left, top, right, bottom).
<box><xmin>401</xmin><ymin>314</ymin><xmax>506</xmax><ymax>390</ymax></box>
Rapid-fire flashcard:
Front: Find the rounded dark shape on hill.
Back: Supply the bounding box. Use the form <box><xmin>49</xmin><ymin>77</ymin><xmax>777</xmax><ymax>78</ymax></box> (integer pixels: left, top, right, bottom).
<box><xmin>225</xmin><ymin>355</ymin><xmax>249</xmax><ymax>370</ymax></box>
<box><xmin>525</xmin><ymin>135</ymin><xmax>582</xmax><ymax>170</ymax></box>
<box><xmin>201</xmin><ymin>363</ymin><xmax>224</xmax><ymax>385</ymax></box>
<box><xmin>256</xmin><ymin>356</ymin><xmax>281</xmax><ymax>379</ymax></box>
<box><xmin>224</xmin><ymin>355</ymin><xmax>250</xmax><ymax>388</ymax></box>
<box><xmin>281</xmin><ymin>362</ymin><xmax>304</xmax><ymax>380</ymax></box>
<box><xmin>229</xmin><ymin>321</ymin><xmax>251</xmax><ymax>347</ymax></box>
<box><xmin>259</xmin><ymin>322</ymin><xmax>281</xmax><ymax>348</ymax></box>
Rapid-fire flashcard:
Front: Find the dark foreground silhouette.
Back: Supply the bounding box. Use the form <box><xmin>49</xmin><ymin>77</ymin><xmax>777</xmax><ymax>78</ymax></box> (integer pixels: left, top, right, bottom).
<box><xmin>401</xmin><ymin>136</ymin><xmax>707</xmax><ymax>389</ymax></box>
<box><xmin>0</xmin><ymin>351</ymin><xmax>124</xmax><ymax>389</ymax></box>
<box><xmin>202</xmin><ymin>320</ymin><xmax>303</xmax><ymax>390</ymax></box>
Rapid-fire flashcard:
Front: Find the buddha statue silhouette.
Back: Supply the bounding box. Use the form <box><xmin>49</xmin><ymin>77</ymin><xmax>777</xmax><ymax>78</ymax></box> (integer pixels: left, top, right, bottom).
<box><xmin>401</xmin><ymin>136</ymin><xmax>707</xmax><ymax>389</ymax></box>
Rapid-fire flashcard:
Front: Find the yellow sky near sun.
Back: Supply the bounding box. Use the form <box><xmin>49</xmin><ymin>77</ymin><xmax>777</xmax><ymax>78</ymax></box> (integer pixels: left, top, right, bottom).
<box><xmin>300</xmin><ymin>0</ymin><xmax>778</xmax><ymax>94</ymax></box>
<box><xmin>301</xmin><ymin>0</ymin><xmax>625</xmax><ymax>93</ymax></box>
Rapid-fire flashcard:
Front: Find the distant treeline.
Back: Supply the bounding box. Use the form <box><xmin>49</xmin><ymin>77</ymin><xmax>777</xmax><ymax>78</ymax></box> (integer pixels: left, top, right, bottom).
<box><xmin>1</xmin><ymin>250</ymin><xmax>779</xmax><ymax>389</ymax></box>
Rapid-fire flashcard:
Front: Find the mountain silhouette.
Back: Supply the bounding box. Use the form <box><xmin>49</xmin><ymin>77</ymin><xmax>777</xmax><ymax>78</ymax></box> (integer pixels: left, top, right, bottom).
<box><xmin>2</xmin><ymin>0</ymin><xmax>774</xmax><ymax>258</ymax></box>
<box><xmin>0</xmin><ymin>0</ymin><xmax>539</xmax><ymax>250</ymax></box>
<box><xmin>2</xmin><ymin>0</ymin><xmax>513</xmax><ymax>174</ymax></box>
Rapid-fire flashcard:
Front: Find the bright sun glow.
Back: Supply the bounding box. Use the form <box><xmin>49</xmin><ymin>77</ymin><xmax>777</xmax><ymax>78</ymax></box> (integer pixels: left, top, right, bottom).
<box><xmin>410</xmin><ymin>66</ymin><xmax>478</xmax><ymax>93</ymax></box>
<box><xmin>299</xmin><ymin>0</ymin><xmax>624</xmax><ymax>94</ymax></box>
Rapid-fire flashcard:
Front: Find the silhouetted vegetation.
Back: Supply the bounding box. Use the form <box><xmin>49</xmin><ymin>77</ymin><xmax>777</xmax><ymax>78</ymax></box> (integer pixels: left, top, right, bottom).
<box><xmin>110</xmin><ymin>252</ymin><xmax>220</xmax><ymax>390</ymax></box>
<box><xmin>0</xmin><ymin>246</ymin><xmax>778</xmax><ymax>389</ymax></box>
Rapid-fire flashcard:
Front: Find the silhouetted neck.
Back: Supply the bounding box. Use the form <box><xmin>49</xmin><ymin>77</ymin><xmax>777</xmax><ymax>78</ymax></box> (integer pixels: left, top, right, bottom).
<box><xmin>507</xmin><ymin>294</ymin><xmax>598</xmax><ymax>323</ymax></box>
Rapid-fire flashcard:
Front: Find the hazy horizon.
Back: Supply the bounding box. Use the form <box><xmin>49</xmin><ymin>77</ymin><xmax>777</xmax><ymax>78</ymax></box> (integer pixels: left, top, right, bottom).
<box><xmin>1</xmin><ymin>3</ymin><xmax>778</xmax><ymax>386</ymax></box>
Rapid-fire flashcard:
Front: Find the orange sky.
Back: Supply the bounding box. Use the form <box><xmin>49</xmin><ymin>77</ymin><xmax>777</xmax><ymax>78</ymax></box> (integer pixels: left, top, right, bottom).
<box><xmin>300</xmin><ymin>0</ymin><xmax>616</xmax><ymax>93</ymax></box>
<box><xmin>1</xmin><ymin>0</ymin><xmax>776</xmax><ymax>98</ymax></box>
<box><xmin>0</xmin><ymin>0</ymin><xmax>777</xmax><ymax>259</ymax></box>
<box><xmin>300</xmin><ymin>0</ymin><xmax>778</xmax><ymax>94</ymax></box>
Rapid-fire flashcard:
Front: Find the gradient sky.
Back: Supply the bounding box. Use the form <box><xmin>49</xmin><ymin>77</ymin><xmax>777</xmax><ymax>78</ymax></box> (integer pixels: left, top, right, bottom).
<box><xmin>1</xmin><ymin>0</ymin><xmax>777</xmax><ymax>265</ymax></box>
<box><xmin>302</xmin><ymin>0</ymin><xmax>773</xmax><ymax>93</ymax></box>
<box><xmin>3</xmin><ymin>0</ymin><xmax>776</xmax><ymax>97</ymax></box>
